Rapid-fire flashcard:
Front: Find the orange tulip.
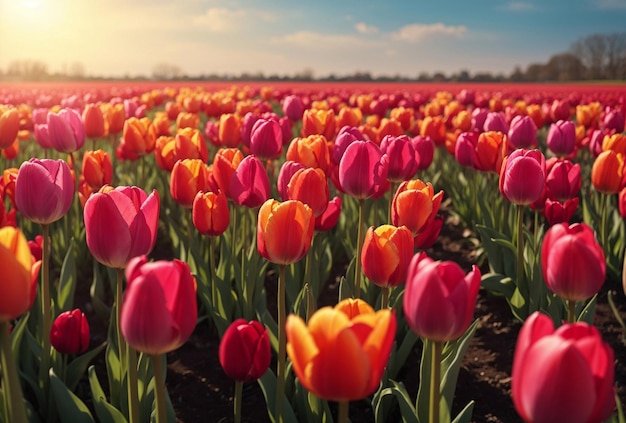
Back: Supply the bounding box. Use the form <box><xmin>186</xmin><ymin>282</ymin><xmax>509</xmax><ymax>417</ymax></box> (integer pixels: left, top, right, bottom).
<box><xmin>361</xmin><ymin>225</ymin><xmax>414</xmax><ymax>288</ymax></box>
<box><xmin>165</xmin><ymin>101</ymin><xmax>182</xmax><ymax>121</ymax></box>
<box><xmin>0</xmin><ymin>106</ymin><xmax>20</xmax><ymax>149</ymax></box>
<box><xmin>257</xmin><ymin>199</ymin><xmax>314</xmax><ymax>265</ymax></box>
<box><xmin>591</xmin><ymin>150</ymin><xmax>623</xmax><ymax>194</ymax></box>
<box><xmin>286</xmin><ymin>135</ymin><xmax>330</xmax><ymax>173</ymax></box>
<box><xmin>0</xmin><ymin>227</ymin><xmax>34</xmax><ymax>322</ymax></box>
<box><xmin>176</xmin><ymin>112</ymin><xmax>200</xmax><ymax>131</ymax></box>
<box><xmin>170</xmin><ymin>159</ymin><xmax>213</xmax><ymax>208</ymax></box>
<box><xmin>120</xmin><ymin>117</ymin><xmax>157</xmax><ymax>157</ymax></box>
<box><xmin>218</xmin><ymin>113</ymin><xmax>242</xmax><ymax>148</ymax></box>
<box><xmin>82</xmin><ymin>149</ymin><xmax>113</xmax><ymax>190</ymax></box>
<box><xmin>391</xmin><ymin>179</ymin><xmax>444</xmax><ymax>237</ymax></box>
<box><xmin>152</xmin><ymin>112</ymin><xmax>172</xmax><ymax>137</ymax></box>
<box><xmin>602</xmin><ymin>133</ymin><xmax>626</xmax><ymax>156</ymax></box>
<box><xmin>336</xmin><ymin>107</ymin><xmax>363</xmax><ymax>129</ymax></box>
<box><xmin>2</xmin><ymin>138</ymin><xmax>19</xmax><ymax>160</ymax></box>
<box><xmin>302</xmin><ymin>108</ymin><xmax>336</xmax><ymax>141</ymax></box>
<box><xmin>286</xmin><ymin>167</ymin><xmax>329</xmax><ymax>217</ymax></box>
<box><xmin>390</xmin><ymin>107</ymin><xmax>415</xmax><ymax>132</ymax></box>
<box><xmin>212</xmin><ymin>148</ymin><xmax>244</xmax><ymax>198</ymax></box>
<box><xmin>155</xmin><ymin>128</ymin><xmax>208</xmax><ymax>172</ymax></box>
<box><xmin>286</xmin><ymin>298</ymin><xmax>396</xmax><ymax>402</ymax></box>
<box><xmin>419</xmin><ymin>116</ymin><xmax>446</xmax><ymax>146</ymax></box>
<box><xmin>475</xmin><ymin>131</ymin><xmax>508</xmax><ymax>173</ymax></box>
<box><xmin>192</xmin><ymin>190</ymin><xmax>230</xmax><ymax>237</ymax></box>
<box><xmin>103</xmin><ymin>103</ymin><xmax>125</xmax><ymax>136</ymax></box>
<box><xmin>82</xmin><ymin>103</ymin><xmax>106</xmax><ymax>139</ymax></box>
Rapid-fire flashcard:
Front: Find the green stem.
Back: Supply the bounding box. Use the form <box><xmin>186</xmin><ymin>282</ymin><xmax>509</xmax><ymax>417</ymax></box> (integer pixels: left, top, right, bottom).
<box><xmin>234</xmin><ymin>380</ymin><xmax>243</xmax><ymax>423</ymax></box>
<box><xmin>39</xmin><ymin>223</ymin><xmax>51</xmax><ymax>394</ymax></box>
<box><xmin>337</xmin><ymin>401</ymin><xmax>349</xmax><ymax>423</ymax></box>
<box><xmin>354</xmin><ymin>199</ymin><xmax>365</xmax><ymax>298</ymax></box>
<box><xmin>231</xmin><ymin>203</ymin><xmax>238</xmax><ymax>260</ymax></box>
<box><xmin>150</xmin><ymin>354</ymin><xmax>167</xmax><ymax>423</ymax></box>
<box><xmin>276</xmin><ymin>264</ymin><xmax>287</xmax><ymax>423</ymax></box>
<box><xmin>516</xmin><ymin>205</ymin><xmax>525</xmax><ymax>294</ymax></box>
<box><xmin>429</xmin><ymin>341</ymin><xmax>443</xmax><ymax>423</ymax></box>
<box><xmin>600</xmin><ymin>193</ymin><xmax>609</xmax><ymax>252</ymax></box>
<box><xmin>567</xmin><ymin>299</ymin><xmax>577</xmax><ymax>324</ymax></box>
<box><xmin>0</xmin><ymin>322</ymin><xmax>29</xmax><ymax>423</ymax></box>
<box><xmin>127</xmin><ymin>346</ymin><xmax>139</xmax><ymax>423</ymax></box>
<box><xmin>209</xmin><ymin>236</ymin><xmax>217</xmax><ymax>308</ymax></box>
<box><xmin>381</xmin><ymin>287</ymin><xmax>390</xmax><ymax>310</ymax></box>
<box><xmin>115</xmin><ymin>268</ymin><xmax>127</xmax><ymax>372</ymax></box>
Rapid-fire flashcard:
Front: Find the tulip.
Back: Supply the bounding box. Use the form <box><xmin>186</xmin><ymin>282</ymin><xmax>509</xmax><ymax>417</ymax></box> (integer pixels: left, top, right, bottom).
<box><xmin>15</xmin><ymin>159</ymin><xmax>74</xmax><ymax>225</ymax></box>
<box><xmin>471</xmin><ymin>108</ymin><xmax>489</xmax><ymax>131</ymax></box>
<box><xmin>120</xmin><ymin>255</ymin><xmax>197</xmax><ymax>355</ymax></box>
<box><xmin>454</xmin><ymin>131</ymin><xmax>480</xmax><ymax>168</ymax></box>
<box><xmin>120</xmin><ymin>117</ymin><xmax>157</xmax><ymax>158</ymax></box>
<box><xmin>333</xmin><ymin>126</ymin><xmax>363</xmax><ymax>165</ymax></box>
<box><xmin>104</xmin><ymin>103</ymin><xmax>125</xmax><ymax>136</ymax></box>
<box><xmin>302</xmin><ymin>108</ymin><xmax>336</xmax><ymax>141</ymax></box>
<box><xmin>212</xmin><ymin>148</ymin><xmax>244</xmax><ymax>199</ymax></box>
<box><xmin>508</xmin><ymin>115</ymin><xmax>537</xmax><ymax>149</ymax></box>
<box><xmin>0</xmin><ymin>106</ymin><xmax>20</xmax><ymax>149</ymax></box>
<box><xmin>419</xmin><ymin>116</ymin><xmax>446</xmax><ymax>146</ymax></box>
<box><xmin>338</xmin><ymin>141</ymin><xmax>388</xmax><ymax>200</ymax></box>
<box><xmin>286</xmin><ymin>298</ymin><xmax>396</xmax><ymax>401</ymax></box>
<box><xmin>219</xmin><ymin>319</ymin><xmax>271</xmax><ymax>382</ymax></box>
<box><xmin>47</xmin><ymin>108</ymin><xmax>86</xmax><ymax>153</ymax></box>
<box><xmin>412</xmin><ymin>135</ymin><xmax>435</xmax><ymax>171</ymax></box>
<box><xmin>49</xmin><ymin>309</ymin><xmax>90</xmax><ymax>355</ymax></box>
<box><xmin>602</xmin><ymin>108</ymin><xmax>624</xmax><ymax>133</ymax></box>
<box><xmin>240</xmin><ymin>112</ymin><xmax>260</xmax><ymax>148</ymax></box>
<box><xmin>229</xmin><ymin>155</ymin><xmax>271</xmax><ymax>208</ymax></box>
<box><xmin>82</xmin><ymin>149</ymin><xmax>113</xmax><ymax>190</ymax></box>
<box><xmin>413</xmin><ymin>214</ymin><xmax>443</xmax><ymax>250</ymax></box>
<box><xmin>282</xmin><ymin>95</ymin><xmax>305</xmax><ymax>121</ymax></box>
<box><xmin>391</xmin><ymin>179</ymin><xmax>443</xmax><ymax>237</ymax></box>
<box><xmin>511</xmin><ymin>312</ymin><xmax>615</xmax><ymax>423</ymax></box>
<box><xmin>152</xmin><ymin>112</ymin><xmax>171</xmax><ymax>137</ymax></box>
<box><xmin>0</xmin><ymin>227</ymin><xmax>34</xmax><ymax>322</ymax></box>
<box><xmin>82</xmin><ymin>103</ymin><xmax>106</xmax><ymax>139</ymax></box>
<box><xmin>544</xmin><ymin>197</ymin><xmax>579</xmax><ymax>226</ymax></box>
<box><xmin>34</xmin><ymin>122</ymin><xmax>53</xmax><ymax>150</ymax></box>
<box><xmin>601</xmin><ymin>133</ymin><xmax>626</xmax><ymax>156</ymax></box>
<box><xmin>541</xmin><ymin>223</ymin><xmax>605</xmax><ymax>304</ymax></box>
<box><xmin>315</xmin><ymin>196</ymin><xmax>342</xmax><ymax>232</ymax></box>
<box><xmin>591</xmin><ymin>150</ymin><xmax>623</xmax><ymax>194</ymax></box>
<box><xmin>286</xmin><ymin>134</ymin><xmax>331</xmax><ymax>172</ymax></box>
<box><xmin>483</xmin><ymin>111</ymin><xmax>509</xmax><ymax>133</ymax></box>
<box><xmin>499</xmin><ymin>149</ymin><xmax>546</xmax><ymax>206</ymax></box>
<box><xmin>192</xmin><ymin>190</ymin><xmax>230</xmax><ymax>237</ymax></box>
<box><xmin>286</xmin><ymin>167</ymin><xmax>329</xmax><ymax>217</ymax></box>
<box><xmin>476</xmin><ymin>131</ymin><xmax>508</xmax><ymax>173</ymax></box>
<box><xmin>336</xmin><ymin>107</ymin><xmax>364</xmax><ymax>130</ymax></box>
<box><xmin>218</xmin><ymin>113</ymin><xmax>242</xmax><ymax>148</ymax></box>
<box><xmin>176</xmin><ymin>112</ymin><xmax>199</xmax><ymax>130</ymax></box>
<box><xmin>546</xmin><ymin>120</ymin><xmax>576</xmax><ymax>157</ymax></box>
<box><xmin>83</xmin><ymin>186</ymin><xmax>160</xmax><ymax>269</ymax></box>
<box><xmin>544</xmin><ymin>158</ymin><xmax>581</xmax><ymax>201</ymax></box>
<box><xmin>170</xmin><ymin>159</ymin><xmax>213</xmax><ymax>209</ymax></box>
<box><xmin>257</xmin><ymin>199</ymin><xmax>314</xmax><ymax>265</ymax></box>
<box><xmin>277</xmin><ymin>160</ymin><xmax>306</xmax><ymax>200</ymax></box>
<box><xmin>249</xmin><ymin>118</ymin><xmax>283</xmax><ymax>160</ymax></box>
<box><xmin>380</xmin><ymin>135</ymin><xmax>418</xmax><ymax>182</ymax></box>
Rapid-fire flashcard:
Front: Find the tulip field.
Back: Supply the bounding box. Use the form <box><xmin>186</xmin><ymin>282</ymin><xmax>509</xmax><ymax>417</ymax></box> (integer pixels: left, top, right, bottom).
<box><xmin>1</xmin><ymin>80</ymin><xmax>626</xmax><ymax>423</ymax></box>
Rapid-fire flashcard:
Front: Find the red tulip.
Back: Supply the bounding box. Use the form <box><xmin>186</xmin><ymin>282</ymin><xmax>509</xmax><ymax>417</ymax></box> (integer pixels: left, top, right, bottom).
<box><xmin>84</xmin><ymin>186</ymin><xmax>160</xmax><ymax>269</ymax></box>
<box><xmin>403</xmin><ymin>252</ymin><xmax>481</xmax><ymax>342</ymax></box>
<box><xmin>314</xmin><ymin>196</ymin><xmax>342</xmax><ymax>232</ymax></box>
<box><xmin>411</xmin><ymin>135</ymin><xmax>435</xmax><ymax>171</ymax></box>
<box><xmin>192</xmin><ymin>190</ymin><xmax>230</xmax><ymax>237</ymax></box>
<box><xmin>338</xmin><ymin>140</ymin><xmax>388</xmax><ymax>200</ymax></box>
<box><xmin>391</xmin><ymin>179</ymin><xmax>443</xmax><ymax>237</ymax></box>
<box><xmin>508</xmin><ymin>115</ymin><xmax>537</xmax><ymax>149</ymax></box>
<box><xmin>219</xmin><ymin>319</ymin><xmax>271</xmax><ymax>382</ymax></box>
<box><xmin>15</xmin><ymin>159</ymin><xmax>74</xmax><ymax>225</ymax></box>
<box><xmin>544</xmin><ymin>158</ymin><xmax>581</xmax><ymax>201</ymax></box>
<box><xmin>50</xmin><ymin>309</ymin><xmax>90</xmax><ymax>355</ymax></box>
<box><xmin>121</xmin><ymin>256</ymin><xmax>197</xmax><ymax>355</ymax></box>
<box><xmin>282</xmin><ymin>95</ymin><xmax>304</xmax><ymax>121</ymax></box>
<box><xmin>212</xmin><ymin>148</ymin><xmax>244</xmax><ymax>199</ymax></box>
<box><xmin>512</xmin><ymin>312</ymin><xmax>615</xmax><ymax>423</ymax></box>
<box><xmin>541</xmin><ymin>223</ymin><xmax>605</xmax><ymax>302</ymax></box>
<box><xmin>229</xmin><ymin>155</ymin><xmax>271</xmax><ymax>208</ymax></box>
<box><xmin>543</xmin><ymin>197</ymin><xmax>579</xmax><ymax>226</ymax></box>
<box><xmin>499</xmin><ymin>149</ymin><xmax>546</xmax><ymax>206</ymax></box>
<box><xmin>82</xmin><ymin>104</ymin><xmax>106</xmax><ymax>139</ymax></box>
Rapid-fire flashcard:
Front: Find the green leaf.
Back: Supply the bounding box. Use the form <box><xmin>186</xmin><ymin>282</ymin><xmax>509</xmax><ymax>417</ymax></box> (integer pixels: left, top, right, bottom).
<box><xmin>257</xmin><ymin>368</ymin><xmax>299</xmax><ymax>423</ymax></box>
<box><xmin>440</xmin><ymin>320</ymin><xmax>479</xmax><ymax>410</ymax></box>
<box><xmin>66</xmin><ymin>342</ymin><xmax>107</xmax><ymax>392</ymax></box>
<box><xmin>10</xmin><ymin>312</ymin><xmax>30</xmax><ymax>360</ymax></box>
<box><xmin>373</xmin><ymin>380</ymin><xmax>418</xmax><ymax>423</ymax></box>
<box><xmin>49</xmin><ymin>369</ymin><xmax>94</xmax><ymax>423</ymax></box>
<box><xmin>480</xmin><ymin>273</ymin><xmax>515</xmax><ymax>298</ymax></box>
<box><xmin>56</xmin><ymin>240</ymin><xmax>76</xmax><ymax>312</ymax></box>
<box><xmin>451</xmin><ymin>401</ymin><xmax>474</xmax><ymax>423</ymax></box>
<box><xmin>88</xmin><ymin>366</ymin><xmax>128</xmax><ymax>423</ymax></box>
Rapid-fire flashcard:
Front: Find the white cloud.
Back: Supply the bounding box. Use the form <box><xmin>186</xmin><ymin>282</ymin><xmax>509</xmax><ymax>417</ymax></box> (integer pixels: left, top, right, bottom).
<box><xmin>391</xmin><ymin>23</ymin><xmax>467</xmax><ymax>43</ymax></box>
<box><xmin>192</xmin><ymin>7</ymin><xmax>277</xmax><ymax>32</ymax></box>
<box><xmin>355</xmin><ymin>22</ymin><xmax>379</xmax><ymax>34</ymax></box>
<box><xmin>594</xmin><ymin>0</ymin><xmax>626</xmax><ymax>8</ymax></box>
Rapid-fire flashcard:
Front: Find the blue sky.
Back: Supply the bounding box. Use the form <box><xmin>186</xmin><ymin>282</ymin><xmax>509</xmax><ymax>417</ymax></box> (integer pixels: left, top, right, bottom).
<box><xmin>1</xmin><ymin>0</ymin><xmax>625</xmax><ymax>78</ymax></box>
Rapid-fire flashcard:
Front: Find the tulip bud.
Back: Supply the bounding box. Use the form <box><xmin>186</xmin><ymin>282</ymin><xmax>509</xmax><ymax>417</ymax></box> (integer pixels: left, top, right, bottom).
<box><xmin>499</xmin><ymin>149</ymin><xmax>546</xmax><ymax>206</ymax></box>
<box><xmin>219</xmin><ymin>319</ymin><xmax>271</xmax><ymax>382</ymax></box>
<box><xmin>50</xmin><ymin>309</ymin><xmax>90</xmax><ymax>355</ymax></box>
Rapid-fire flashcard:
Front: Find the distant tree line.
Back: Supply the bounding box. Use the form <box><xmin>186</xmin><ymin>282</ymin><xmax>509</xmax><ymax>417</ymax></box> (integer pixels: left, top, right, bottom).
<box><xmin>1</xmin><ymin>32</ymin><xmax>624</xmax><ymax>83</ymax></box>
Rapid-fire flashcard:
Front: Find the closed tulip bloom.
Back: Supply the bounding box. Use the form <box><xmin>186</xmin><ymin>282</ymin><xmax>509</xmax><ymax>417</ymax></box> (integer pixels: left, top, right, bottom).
<box><xmin>152</xmin><ymin>112</ymin><xmax>171</xmax><ymax>137</ymax></box>
<box><xmin>541</xmin><ymin>223</ymin><xmax>605</xmax><ymax>301</ymax></box>
<box><xmin>34</xmin><ymin>122</ymin><xmax>53</xmax><ymax>150</ymax></box>
<box><xmin>391</xmin><ymin>179</ymin><xmax>444</xmax><ymax>237</ymax></box>
<box><xmin>333</xmin><ymin>126</ymin><xmax>363</xmax><ymax>165</ymax></box>
<box><xmin>546</xmin><ymin>120</ymin><xmax>576</xmax><ymax>157</ymax></box>
<box><xmin>176</xmin><ymin>112</ymin><xmax>199</xmax><ymax>131</ymax></box>
<box><xmin>336</xmin><ymin>107</ymin><xmax>364</xmax><ymax>130</ymax></box>
<box><xmin>282</xmin><ymin>95</ymin><xmax>305</xmax><ymax>121</ymax></box>
<box><xmin>212</xmin><ymin>148</ymin><xmax>244</xmax><ymax>199</ymax></box>
<box><xmin>82</xmin><ymin>104</ymin><xmax>106</xmax><ymax>139</ymax></box>
<box><xmin>287</xmin><ymin>168</ymin><xmax>329</xmax><ymax>217</ymax></box>
<box><xmin>84</xmin><ymin>186</ymin><xmax>160</xmax><ymax>269</ymax></box>
<box><xmin>175</xmin><ymin>128</ymin><xmax>208</xmax><ymax>162</ymax></box>
<box><xmin>286</xmin><ymin>298</ymin><xmax>396</xmax><ymax>401</ymax></box>
<box><xmin>475</xmin><ymin>131</ymin><xmax>508</xmax><ymax>173</ymax></box>
<box><xmin>512</xmin><ymin>312</ymin><xmax>615</xmax><ymax>423</ymax></box>
<box><xmin>471</xmin><ymin>108</ymin><xmax>489</xmax><ymax>131</ymax></box>
<box><xmin>602</xmin><ymin>108</ymin><xmax>624</xmax><ymax>133</ymax></box>
<box><xmin>483</xmin><ymin>111</ymin><xmax>509</xmax><ymax>133</ymax></box>
<box><xmin>120</xmin><ymin>117</ymin><xmax>157</xmax><ymax>157</ymax></box>
<box><xmin>0</xmin><ymin>107</ymin><xmax>20</xmax><ymax>149</ymax></box>
<box><xmin>192</xmin><ymin>190</ymin><xmax>230</xmax><ymax>237</ymax></box>
<box><xmin>286</xmin><ymin>135</ymin><xmax>331</xmax><ymax>172</ymax></box>
<box><xmin>277</xmin><ymin>160</ymin><xmax>306</xmax><ymax>200</ymax></box>
<box><xmin>454</xmin><ymin>131</ymin><xmax>479</xmax><ymax>168</ymax></box>
<box><xmin>104</xmin><ymin>103</ymin><xmax>125</xmax><ymax>135</ymax></box>
<box><xmin>545</xmin><ymin>158</ymin><xmax>581</xmax><ymax>201</ymax></box>
<box><xmin>412</xmin><ymin>135</ymin><xmax>435</xmax><ymax>171</ymax></box>
<box><xmin>82</xmin><ymin>149</ymin><xmax>113</xmax><ymax>190</ymax></box>
<box><xmin>15</xmin><ymin>159</ymin><xmax>74</xmax><ymax>224</ymax></box>
<box><xmin>250</xmin><ymin>118</ymin><xmax>283</xmax><ymax>160</ymax></box>
<box><xmin>499</xmin><ymin>149</ymin><xmax>546</xmax><ymax>206</ymax></box>
<box><xmin>361</xmin><ymin>225</ymin><xmax>413</xmax><ymax>288</ymax></box>
<box><xmin>50</xmin><ymin>309</ymin><xmax>90</xmax><ymax>355</ymax></box>
<box><xmin>170</xmin><ymin>159</ymin><xmax>213</xmax><ymax>209</ymax></box>
<box><xmin>219</xmin><ymin>319</ymin><xmax>271</xmax><ymax>382</ymax></box>
<box><xmin>229</xmin><ymin>155</ymin><xmax>270</xmax><ymax>208</ymax></box>
<box><xmin>380</xmin><ymin>135</ymin><xmax>418</xmax><ymax>182</ymax></box>
<box><xmin>419</xmin><ymin>116</ymin><xmax>446</xmax><ymax>146</ymax></box>
<box><xmin>591</xmin><ymin>150</ymin><xmax>623</xmax><ymax>194</ymax></box>
<box><xmin>544</xmin><ymin>197</ymin><xmax>579</xmax><ymax>226</ymax></box>
<box><xmin>257</xmin><ymin>199</ymin><xmax>314</xmax><ymax>265</ymax></box>
<box><xmin>47</xmin><ymin>108</ymin><xmax>85</xmax><ymax>153</ymax></box>
<box><xmin>121</xmin><ymin>256</ymin><xmax>197</xmax><ymax>355</ymax></box>
<box><xmin>338</xmin><ymin>141</ymin><xmax>388</xmax><ymax>200</ymax></box>
<box><xmin>508</xmin><ymin>115</ymin><xmax>537</xmax><ymax>149</ymax></box>
<box><xmin>218</xmin><ymin>113</ymin><xmax>242</xmax><ymax>148</ymax></box>
<box><xmin>0</xmin><ymin>227</ymin><xmax>34</xmax><ymax>322</ymax></box>
<box><xmin>302</xmin><ymin>108</ymin><xmax>336</xmax><ymax>141</ymax></box>
<box><xmin>403</xmin><ymin>252</ymin><xmax>481</xmax><ymax>342</ymax></box>
<box><xmin>601</xmin><ymin>133</ymin><xmax>626</xmax><ymax>156</ymax></box>
<box><xmin>315</xmin><ymin>196</ymin><xmax>342</xmax><ymax>232</ymax></box>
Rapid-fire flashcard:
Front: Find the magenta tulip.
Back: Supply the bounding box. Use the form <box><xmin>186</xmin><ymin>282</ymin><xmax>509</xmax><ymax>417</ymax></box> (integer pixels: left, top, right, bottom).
<box><xmin>546</xmin><ymin>120</ymin><xmax>576</xmax><ymax>157</ymax></box>
<box><xmin>499</xmin><ymin>149</ymin><xmax>546</xmax><ymax>205</ymax></box>
<box><xmin>545</xmin><ymin>158</ymin><xmax>581</xmax><ymax>202</ymax></box>
<box><xmin>333</xmin><ymin>125</ymin><xmax>364</xmax><ymax>165</ymax></box>
<box><xmin>229</xmin><ymin>155</ymin><xmax>271</xmax><ymax>208</ymax></box>
<box><xmin>314</xmin><ymin>196</ymin><xmax>342</xmax><ymax>232</ymax></box>
<box><xmin>219</xmin><ymin>319</ymin><xmax>271</xmax><ymax>382</ymax></box>
<box><xmin>282</xmin><ymin>95</ymin><xmax>305</xmax><ymax>121</ymax></box>
<box><xmin>508</xmin><ymin>115</ymin><xmax>537</xmax><ymax>149</ymax></box>
<box><xmin>338</xmin><ymin>140</ymin><xmax>388</xmax><ymax>200</ymax></box>
<box><xmin>47</xmin><ymin>108</ymin><xmax>85</xmax><ymax>153</ymax></box>
<box><xmin>512</xmin><ymin>312</ymin><xmax>615</xmax><ymax>423</ymax></box>
<box><xmin>454</xmin><ymin>131</ymin><xmax>479</xmax><ymax>168</ymax></box>
<box><xmin>411</xmin><ymin>135</ymin><xmax>435</xmax><ymax>171</ymax></box>
<box><xmin>249</xmin><ymin>118</ymin><xmax>283</xmax><ymax>160</ymax></box>
<box><xmin>120</xmin><ymin>255</ymin><xmax>197</xmax><ymax>355</ymax></box>
<box><xmin>602</xmin><ymin>108</ymin><xmax>624</xmax><ymax>133</ymax></box>
<box><xmin>15</xmin><ymin>158</ymin><xmax>74</xmax><ymax>224</ymax></box>
<box><xmin>84</xmin><ymin>186</ymin><xmax>160</xmax><ymax>269</ymax></box>
<box><xmin>380</xmin><ymin>135</ymin><xmax>418</xmax><ymax>182</ymax></box>
<box><xmin>403</xmin><ymin>252</ymin><xmax>481</xmax><ymax>342</ymax></box>
<box><xmin>483</xmin><ymin>111</ymin><xmax>509</xmax><ymax>133</ymax></box>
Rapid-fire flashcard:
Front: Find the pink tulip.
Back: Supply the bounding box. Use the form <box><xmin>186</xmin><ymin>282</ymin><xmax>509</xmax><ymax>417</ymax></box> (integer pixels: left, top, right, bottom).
<box><xmin>229</xmin><ymin>155</ymin><xmax>271</xmax><ymax>208</ymax></box>
<box><xmin>403</xmin><ymin>252</ymin><xmax>481</xmax><ymax>342</ymax></box>
<box><xmin>282</xmin><ymin>95</ymin><xmax>304</xmax><ymax>121</ymax></box>
<box><xmin>546</xmin><ymin>120</ymin><xmax>576</xmax><ymax>157</ymax></box>
<box><xmin>47</xmin><ymin>108</ymin><xmax>85</xmax><ymax>153</ymax></box>
<box><xmin>314</xmin><ymin>196</ymin><xmax>342</xmax><ymax>232</ymax></box>
<box><xmin>15</xmin><ymin>159</ymin><xmax>74</xmax><ymax>224</ymax></box>
<box><xmin>411</xmin><ymin>135</ymin><xmax>435</xmax><ymax>171</ymax></box>
<box><xmin>507</xmin><ymin>115</ymin><xmax>537</xmax><ymax>149</ymax></box>
<box><xmin>240</xmin><ymin>112</ymin><xmax>260</xmax><ymax>148</ymax></box>
<box><xmin>249</xmin><ymin>118</ymin><xmax>283</xmax><ymax>160</ymax></box>
<box><xmin>499</xmin><ymin>149</ymin><xmax>546</xmax><ymax>206</ymax></box>
<box><xmin>121</xmin><ymin>255</ymin><xmax>197</xmax><ymax>355</ymax></box>
<box><xmin>380</xmin><ymin>135</ymin><xmax>418</xmax><ymax>182</ymax></box>
<box><xmin>338</xmin><ymin>140</ymin><xmax>388</xmax><ymax>200</ymax></box>
<box><xmin>545</xmin><ymin>158</ymin><xmax>581</xmax><ymax>202</ymax></box>
<box><xmin>84</xmin><ymin>186</ymin><xmax>160</xmax><ymax>269</ymax></box>
<box><xmin>541</xmin><ymin>223</ymin><xmax>605</xmax><ymax>302</ymax></box>
<box><xmin>602</xmin><ymin>108</ymin><xmax>624</xmax><ymax>133</ymax></box>
<box><xmin>333</xmin><ymin>125</ymin><xmax>364</xmax><ymax>165</ymax></box>
<box><xmin>454</xmin><ymin>131</ymin><xmax>479</xmax><ymax>168</ymax></box>
<box><xmin>483</xmin><ymin>111</ymin><xmax>509</xmax><ymax>133</ymax></box>
<box><xmin>512</xmin><ymin>312</ymin><xmax>615</xmax><ymax>423</ymax></box>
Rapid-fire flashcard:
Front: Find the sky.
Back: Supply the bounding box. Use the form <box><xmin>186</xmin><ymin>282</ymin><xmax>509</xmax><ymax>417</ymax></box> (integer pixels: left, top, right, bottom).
<box><xmin>0</xmin><ymin>0</ymin><xmax>625</xmax><ymax>79</ymax></box>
